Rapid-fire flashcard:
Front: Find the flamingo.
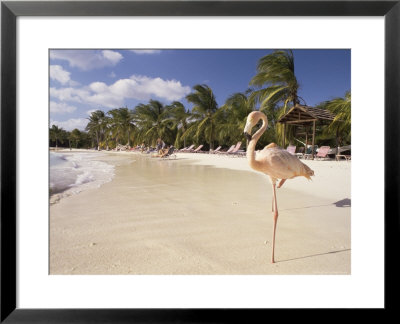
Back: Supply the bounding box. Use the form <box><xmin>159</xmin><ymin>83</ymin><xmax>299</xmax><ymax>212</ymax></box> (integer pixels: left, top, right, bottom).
<box><xmin>243</xmin><ymin>111</ymin><xmax>314</xmax><ymax>263</ymax></box>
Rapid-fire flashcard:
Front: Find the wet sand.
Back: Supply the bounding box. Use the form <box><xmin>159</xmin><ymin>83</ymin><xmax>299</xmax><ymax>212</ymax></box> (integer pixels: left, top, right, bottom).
<box><xmin>50</xmin><ymin>151</ymin><xmax>351</xmax><ymax>275</ymax></box>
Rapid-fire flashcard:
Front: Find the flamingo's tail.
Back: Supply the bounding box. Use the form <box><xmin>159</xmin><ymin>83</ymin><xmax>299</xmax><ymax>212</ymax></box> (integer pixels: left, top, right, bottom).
<box><xmin>302</xmin><ymin>164</ymin><xmax>315</xmax><ymax>180</ymax></box>
<box><xmin>265</xmin><ymin>143</ymin><xmax>278</xmax><ymax>149</ymax></box>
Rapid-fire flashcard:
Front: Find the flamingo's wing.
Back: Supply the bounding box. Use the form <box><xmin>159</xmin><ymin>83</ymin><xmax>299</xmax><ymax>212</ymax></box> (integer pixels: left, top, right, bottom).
<box><xmin>256</xmin><ymin>148</ymin><xmax>314</xmax><ymax>180</ymax></box>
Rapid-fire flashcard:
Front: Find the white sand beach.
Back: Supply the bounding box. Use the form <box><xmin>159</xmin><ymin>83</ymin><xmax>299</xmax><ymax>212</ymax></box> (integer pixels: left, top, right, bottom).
<box><xmin>50</xmin><ymin>150</ymin><xmax>350</xmax><ymax>275</ymax></box>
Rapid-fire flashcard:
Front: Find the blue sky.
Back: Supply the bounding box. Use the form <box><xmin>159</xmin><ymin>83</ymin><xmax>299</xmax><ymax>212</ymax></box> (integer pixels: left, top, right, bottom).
<box><xmin>49</xmin><ymin>49</ymin><xmax>350</xmax><ymax>131</ymax></box>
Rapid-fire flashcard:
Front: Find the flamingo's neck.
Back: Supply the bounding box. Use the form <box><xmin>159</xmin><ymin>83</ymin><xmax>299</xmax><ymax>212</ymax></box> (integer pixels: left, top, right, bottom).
<box><xmin>247</xmin><ymin>113</ymin><xmax>268</xmax><ymax>171</ymax></box>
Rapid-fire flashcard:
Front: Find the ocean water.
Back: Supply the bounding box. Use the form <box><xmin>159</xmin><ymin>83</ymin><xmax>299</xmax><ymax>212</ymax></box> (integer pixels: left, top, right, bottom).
<box><xmin>50</xmin><ymin>151</ymin><xmax>115</xmax><ymax>200</ymax></box>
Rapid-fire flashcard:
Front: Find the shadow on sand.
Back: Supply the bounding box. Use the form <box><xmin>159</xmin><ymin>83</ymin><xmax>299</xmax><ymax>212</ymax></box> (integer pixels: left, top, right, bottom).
<box><xmin>277</xmin><ymin>248</ymin><xmax>351</xmax><ymax>263</ymax></box>
<box><xmin>280</xmin><ymin>198</ymin><xmax>351</xmax><ymax>211</ymax></box>
<box><xmin>157</xmin><ymin>157</ymin><xmax>186</xmax><ymax>161</ymax></box>
<box><xmin>334</xmin><ymin>198</ymin><xmax>351</xmax><ymax>207</ymax></box>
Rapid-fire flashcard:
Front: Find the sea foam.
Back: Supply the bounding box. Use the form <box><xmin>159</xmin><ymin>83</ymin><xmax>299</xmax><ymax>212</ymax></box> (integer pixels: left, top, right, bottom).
<box><xmin>50</xmin><ymin>151</ymin><xmax>115</xmax><ymax>202</ymax></box>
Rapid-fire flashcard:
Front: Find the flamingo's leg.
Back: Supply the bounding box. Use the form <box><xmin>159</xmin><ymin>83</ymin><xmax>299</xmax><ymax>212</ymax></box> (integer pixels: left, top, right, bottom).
<box><xmin>271</xmin><ymin>182</ymin><xmax>278</xmax><ymax>263</ymax></box>
<box><xmin>277</xmin><ymin>179</ymin><xmax>286</xmax><ymax>188</ymax></box>
<box><xmin>270</xmin><ymin>177</ymin><xmax>276</xmax><ymax>212</ymax></box>
<box><xmin>272</xmin><ymin>196</ymin><xmax>274</xmax><ymax>212</ymax></box>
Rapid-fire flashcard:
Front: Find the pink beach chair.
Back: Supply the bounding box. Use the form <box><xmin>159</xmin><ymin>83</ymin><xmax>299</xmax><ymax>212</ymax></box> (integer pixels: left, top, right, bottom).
<box><xmin>218</xmin><ymin>145</ymin><xmax>235</xmax><ymax>155</ymax></box>
<box><xmin>179</xmin><ymin>144</ymin><xmax>195</xmax><ymax>152</ymax></box>
<box><xmin>286</xmin><ymin>145</ymin><xmax>296</xmax><ymax>155</ymax></box>
<box><xmin>226</xmin><ymin>142</ymin><xmax>242</xmax><ymax>156</ymax></box>
<box><xmin>315</xmin><ymin>146</ymin><xmax>331</xmax><ymax>160</ymax></box>
<box><xmin>210</xmin><ymin>146</ymin><xmax>222</xmax><ymax>154</ymax></box>
<box><xmin>191</xmin><ymin>145</ymin><xmax>204</xmax><ymax>153</ymax></box>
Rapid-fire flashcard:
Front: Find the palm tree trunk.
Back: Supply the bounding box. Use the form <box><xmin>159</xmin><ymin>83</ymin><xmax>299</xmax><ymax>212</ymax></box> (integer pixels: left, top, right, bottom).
<box><xmin>282</xmin><ymin>123</ymin><xmax>286</xmax><ymax>148</ymax></box>
<box><xmin>293</xmin><ymin>96</ymin><xmax>298</xmax><ymax>107</ymax></box>
<box><xmin>96</xmin><ymin>131</ymin><xmax>100</xmax><ymax>150</ymax></box>
<box><xmin>336</xmin><ymin>126</ymin><xmax>340</xmax><ymax>157</ymax></box>
<box><xmin>210</xmin><ymin>122</ymin><xmax>214</xmax><ymax>150</ymax></box>
<box><xmin>182</xmin><ymin>126</ymin><xmax>186</xmax><ymax>148</ymax></box>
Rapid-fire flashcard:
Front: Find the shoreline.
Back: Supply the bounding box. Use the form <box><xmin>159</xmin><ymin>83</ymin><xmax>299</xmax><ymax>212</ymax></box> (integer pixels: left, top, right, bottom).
<box><xmin>50</xmin><ymin>149</ymin><xmax>351</xmax><ymax>274</ymax></box>
<box><xmin>101</xmin><ymin>149</ymin><xmax>351</xmax><ymax>201</ymax></box>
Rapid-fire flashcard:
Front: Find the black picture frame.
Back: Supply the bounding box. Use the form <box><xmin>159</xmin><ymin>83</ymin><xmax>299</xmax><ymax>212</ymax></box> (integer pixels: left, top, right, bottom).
<box><xmin>1</xmin><ymin>0</ymin><xmax>399</xmax><ymax>322</ymax></box>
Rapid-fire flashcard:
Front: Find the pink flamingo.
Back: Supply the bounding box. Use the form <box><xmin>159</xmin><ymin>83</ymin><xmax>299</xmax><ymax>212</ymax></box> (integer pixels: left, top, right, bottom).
<box><xmin>244</xmin><ymin>111</ymin><xmax>314</xmax><ymax>263</ymax></box>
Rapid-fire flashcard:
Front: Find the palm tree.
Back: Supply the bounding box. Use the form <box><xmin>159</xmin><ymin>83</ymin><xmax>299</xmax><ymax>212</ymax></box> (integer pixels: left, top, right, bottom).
<box><xmin>219</xmin><ymin>91</ymin><xmax>256</xmax><ymax>148</ymax></box>
<box><xmin>49</xmin><ymin>124</ymin><xmax>64</xmax><ymax>148</ymax></box>
<box><xmin>107</xmin><ymin>107</ymin><xmax>136</xmax><ymax>147</ymax></box>
<box><xmin>122</xmin><ymin>108</ymin><xmax>136</xmax><ymax>146</ymax></box>
<box><xmin>250</xmin><ymin>50</ymin><xmax>303</xmax><ymax>146</ymax></box>
<box><xmin>321</xmin><ymin>91</ymin><xmax>351</xmax><ymax>146</ymax></box>
<box><xmin>250</xmin><ymin>50</ymin><xmax>302</xmax><ymax>112</ymax></box>
<box><xmin>69</xmin><ymin>129</ymin><xmax>81</xmax><ymax>148</ymax></box>
<box><xmin>86</xmin><ymin>110</ymin><xmax>107</xmax><ymax>150</ymax></box>
<box><xmin>133</xmin><ymin>100</ymin><xmax>173</xmax><ymax>146</ymax></box>
<box><xmin>107</xmin><ymin>109</ymin><xmax>125</xmax><ymax>146</ymax></box>
<box><xmin>184</xmin><ymin>84</ymin><xmax>219</xmax><ymax>150</ymax></box>
<box><xmin>167</xmin><ymin>101</ymin><xmax>191</xmax><ymax>148</ymax></box>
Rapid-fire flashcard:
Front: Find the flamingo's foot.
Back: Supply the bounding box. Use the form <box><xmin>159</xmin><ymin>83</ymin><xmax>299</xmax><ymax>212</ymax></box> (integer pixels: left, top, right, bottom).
<box><xmin>277</xmin><ymin>179</ymin><xmax>286</xmax><ymax>188</ymax></box>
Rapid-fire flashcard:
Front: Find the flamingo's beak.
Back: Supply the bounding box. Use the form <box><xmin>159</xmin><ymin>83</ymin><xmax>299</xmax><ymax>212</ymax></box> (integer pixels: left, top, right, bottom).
<box><xmin>244</xmin><ymin>120</ymin><xmax>252</xmax><ymax>135</ymax></box>
<box><xmin>244</xmin><ymin>132</ymin><xmax>252</xmax><ymax>146</ymax></box>
<box><xmin>244</xmin><ymin>121</ymin><xmax>252</xmax><ymax>145</ymax></box>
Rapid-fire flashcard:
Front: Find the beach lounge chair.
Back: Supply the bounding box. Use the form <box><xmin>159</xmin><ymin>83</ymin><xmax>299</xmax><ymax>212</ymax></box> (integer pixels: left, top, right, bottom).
<box><xmin>179</xmin><ymin>144</ymin><xmax>194</xmax><ymax>152</ymax></box>
<box><xmin>295</xmin><ymin>146</ymin><xmax>305</xmax><ymax>159</ymax></box>
<box><xmin>336</xmin><ymin>154</ymin><xmax>351</xmax><ymax>161</ymax></box>
<box><xmin>315</xmin><ymin>146</ymin><xmax>331</xmax><ymax>160</ymax></box>
<box><xmin>191</xmin><ymin>145</ymin><xmax>204</xmax><ymax>153</ymax></box>
<box><xmin>335</xmin><ymin>145</ymin><xmax>351</xmax><ymax>162</ymax></box>
<box><xmin>304</xmin><ymin>145</ymin><xmax>318</xmax><ymax>159</ymax></box>
<box><xmin>210</xmin><ymin>146</ymin><xmax>222</xmax><ymax>154</ymax></box>
<box><xmin>286</xmin><ymin>145</ymin><xmax>296</xmax><ymax>155</ymax></box>
<box><xmin>227</xmin><ymin>142</ymin><xmax>243</xmax><ymax>157</ymax></box>
<box><xmin>218</xmin><ymin>145</ymin><xmax>235</xmax><ymax>155</ymax></box>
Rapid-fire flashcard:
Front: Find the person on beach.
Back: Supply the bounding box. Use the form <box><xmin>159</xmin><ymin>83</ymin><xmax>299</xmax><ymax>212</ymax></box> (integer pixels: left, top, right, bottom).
<box><xmin>156</xmin><ymin>138</ymin><xmax>166</xmax><ymax>155</ymax></box>
<box><xmin>151</xmin><ymin>145</ymin><xmax>173</xmax><ymax>158</ymax></box>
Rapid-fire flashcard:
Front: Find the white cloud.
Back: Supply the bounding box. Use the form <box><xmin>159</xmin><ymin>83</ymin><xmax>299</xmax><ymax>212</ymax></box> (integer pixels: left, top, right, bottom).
<box><xmin>50</xmin><ymin>101</ymin><xmax>77</xmax><ymax>114</ymax></box>
<box><xmin>130</xmin><ymin>50</ymin><xmax>161</xmax><ymax>55</ymax></box>
<box><xmin>50</xmin><ymin>65</ymin><xmax>80</xmax><ymax>86</ymax></box>
<box><xmin>50</xmin><ymin>50</ymin><xmax>123</xmax><ymax>70</ymax></box>
<box><xmin>50</xmin><ymin>65</ymin><xmax>71</xmax><ymax>84</ymax></box>
<box><xmin>86</xmin><ymin>109</ymin><xmax>97</xmax><ymax>116</ymax></box>
<box><xmin>50</xmin><ymin>118</ymin><xmax>88</xmax><ymax>131</ymax></box>
<box><xmin>50</xmin><ymin>75</ymin><xmax>191</xmax><ymax>108</ymax></box>
<box><xmin>89</xmin><ymin>82</ymin><xmax>109</xmax><ymax>93</ymax></box>
<box><xmin>102</xmin><ymin>50</ymin><xmax>123</xmax><ymax>64</ymax></box>
<box><xmin>136</xmin><ymin>75</ymin><xmax>191</xmax><ymax>101</ymax></box>
<box><xmin>50</xmin><ymin>87</ymin><xmax>90</xmax><ymax>103</ymax></box>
